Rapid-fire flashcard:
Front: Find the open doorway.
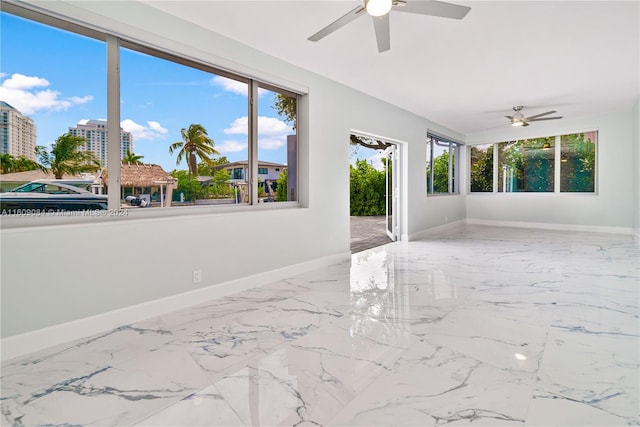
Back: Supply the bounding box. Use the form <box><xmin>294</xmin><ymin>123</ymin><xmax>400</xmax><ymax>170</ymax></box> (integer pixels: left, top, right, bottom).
<box><xmin>349</xmin><ymin>133</ymin><xmax>400</xmax><ymax>253</ymax></box>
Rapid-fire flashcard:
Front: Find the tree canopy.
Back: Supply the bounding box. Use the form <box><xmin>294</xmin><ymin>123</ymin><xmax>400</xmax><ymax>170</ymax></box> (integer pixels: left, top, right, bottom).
<box><xmin>273</xmin><ymin>94</ymin><xmax>297</xmax><ymax>130</ymax></box>
<box><xmin>169</xmin><ymin>124</ymin><xmax>219</xmax><ymax>177</ymax></box>
<box><xmin>37</xmin><ymin>133</ymin><xmax>100</xmax><ymax>179</ymax></box>
<box><xmin>0</xmin><ymin>153</ymin><xmax>45</xmax><ymax>174</ymax></box>
<box><xmin>470</xmin><ymin>145</ymin><xmax>494</xmax><ymax>192</ymax></box>
<box><xmin>350</xmin><ymin>159</ymin><xmax>386</xmax><ymax>216</ymax></box>
<box><xmin>427</xmin><ymin>151</ymin><xmax>451</xmax><ymax>193</ymax></box>
<box><xmin>122</xmin><ymin>149</ymin><xmax>144</xmax><ymax>164</ymax></box>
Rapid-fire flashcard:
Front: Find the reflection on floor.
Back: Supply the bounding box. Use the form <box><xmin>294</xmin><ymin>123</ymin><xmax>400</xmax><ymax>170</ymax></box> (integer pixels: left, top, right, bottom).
<box><xmin>2</xmin><ymin>225</ymin><xmax>638</xmax><ymax>426</ymax></box>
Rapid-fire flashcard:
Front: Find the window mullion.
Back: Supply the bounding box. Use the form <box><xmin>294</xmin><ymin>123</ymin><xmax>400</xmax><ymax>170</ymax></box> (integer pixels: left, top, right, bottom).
<box><xmin>492</xmin><ymin>143</ymin><xmax>498</xmax><ymax>192</ymax></box>
<box><xmin>249</xmin><ymin>80</ymin><xmax>259</xmax><ymax>205</ymax></box>
<box><xmin>106</xmin><ymin>35</ymin><xmax>121</xmax><ymax>210</ymax></box>
<box><xmin>428</xmin><ymin>139</ymin><xmax>433</xmax><ymax>194</ymax></box>
<box><xmin>453</xmin><ymin>144</ymin><xmax>459</xmax><ymax>193</ymax></box>
<box><xmin>554</xmin><ymin>135</ymin><xmax>561</xmax><ymax>193</ymax></box>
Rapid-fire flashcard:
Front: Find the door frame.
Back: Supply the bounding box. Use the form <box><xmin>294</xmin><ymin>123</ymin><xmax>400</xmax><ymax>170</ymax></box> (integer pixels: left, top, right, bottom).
<box><xmin>383</xmin><ymin>144</ymin><xmax>398</xmax><ymax>241</ymax></box>
<box><xmin>350</xmin><ymin>130</ymin><xmax>406</xmax><ymax>242</ymax></box>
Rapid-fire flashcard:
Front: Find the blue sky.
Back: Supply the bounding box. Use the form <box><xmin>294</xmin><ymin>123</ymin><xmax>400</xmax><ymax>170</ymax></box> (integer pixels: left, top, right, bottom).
<box><xmin>0</xmin><ymin>12</ymin><xmax>295</xmax><ymax>172</ymax></box>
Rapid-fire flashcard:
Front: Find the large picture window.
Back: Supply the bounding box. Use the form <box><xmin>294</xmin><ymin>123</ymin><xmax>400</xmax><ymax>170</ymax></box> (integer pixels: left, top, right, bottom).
<box><xmin>469</xmin><ymin>132</ymin><xmax>597</xmax><ymax>193</ymax></box>
<box><xmin>497</xmin><ymin>137</ymin><xmax>555</xmax><ymax>192</ymax></box>
<box><xmin>426</xmin><ymin>133</ymin><xmax>460</xmax><ymax>195</ymax></box>
<box><xmin>119</xmin><ymin>46</ymin><xmax>250</xmax><ymax>207</ymax></box>
<box><xmin>0</xmin><ymin>6</ymin><xmax>300</xmax><ymax>216</ymax></box>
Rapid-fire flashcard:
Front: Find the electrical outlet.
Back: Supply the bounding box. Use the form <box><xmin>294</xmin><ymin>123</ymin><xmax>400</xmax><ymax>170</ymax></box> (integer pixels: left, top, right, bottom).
<box><xmin>192</xmin><ymin>269</ymin><xmax>202</xmax><ymax>284</ymax></box>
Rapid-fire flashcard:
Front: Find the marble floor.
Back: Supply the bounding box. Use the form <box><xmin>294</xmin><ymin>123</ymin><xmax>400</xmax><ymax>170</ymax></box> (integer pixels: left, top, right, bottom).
<box><xmin>2</xmin><ymin>225</ymin><xmax>638</xmax><ymax>426</ymax></box>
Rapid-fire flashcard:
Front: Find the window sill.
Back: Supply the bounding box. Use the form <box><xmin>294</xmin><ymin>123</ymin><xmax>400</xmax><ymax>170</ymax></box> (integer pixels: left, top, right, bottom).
<box><xmin>427</xmin><ymin>193</ymin><xmax>461</xmax><ymax>197</ymax></box>
<box><xmin>0</xmin><ymin>201</ymin><xmax>303</xmax><ymax>230</ymax></box>
<box><xmin>467</xmin><ymin>192</ymin><xmax>598</xmax><ymax>196</ymax></box>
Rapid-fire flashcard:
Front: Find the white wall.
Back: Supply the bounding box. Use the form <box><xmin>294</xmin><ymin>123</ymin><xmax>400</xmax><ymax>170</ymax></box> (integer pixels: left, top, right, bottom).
<box><xmin>0</xmin><ymin>0</ymin><xmax>465</xmax><ymax>343</ymax></box>
<box><xmin>464</xmin><ymin>109</ymin><xmax>636</xmax><ymax>232</ymax></box>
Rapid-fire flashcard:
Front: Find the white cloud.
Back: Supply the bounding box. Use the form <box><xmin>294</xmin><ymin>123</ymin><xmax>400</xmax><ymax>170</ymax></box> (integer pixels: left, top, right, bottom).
<box><xmin>2</xmin><ymin>74</ymin><xmax>48</xmax><ymax>90</ymax></box>
<box><xmin>0</xmin><ymin>73</ymin><xmax>93</xmax><ymax>114</ymax></box>
<box><xmin>258</xmin><ymin>116</ymin><xmax>291</xmax><ymax>136</ymax></box>
<box><xmin>223</xmin><ymin>116</ymin><xmax>292</xmax><ymax>151</ymax></box>
<box><xmin>224</xmin><ymin>116</ymin><xmax>291</xmax><ymax>136</ymax></box>
<box><xmin>68</xmin><ymin>96</ymin><xmax>93</xmax><ymax>105</ymax></box>
<box><xmin>147</xmin><ymin>121</ymin><xmax>167</xmax><ymax>133</ymax></box>
<box><xmin>78</xmin><ymin>119</ymin><xmax>90</xmax><ymax>125</ymax></box>
<box><xmin>120</xmin><ymin>119</ymin><xmax>168</xmax><ymax>140</ymax></box>
<box><xmin>210</xmin><ymin>76</ymin><xmax>267</xmax><ymax>97</ymax></box>
<box><xmin>259</xmin><ymin>137</ymin><xmax>286</xmax><ymax>150</ymax></box>
<box><xmin>211</xmin><ymin>76</ymin><xmax>248</xmax><ymax>96</ymax></box>
<box><xmin>217</xmin><ymin>140</ymin><xmax>248</xmax><ymax>154</ymax></box>
<box><xmin>224</xmin><ymin>116</ymin><xmax>249</xmax><ymax>135</ymax></box>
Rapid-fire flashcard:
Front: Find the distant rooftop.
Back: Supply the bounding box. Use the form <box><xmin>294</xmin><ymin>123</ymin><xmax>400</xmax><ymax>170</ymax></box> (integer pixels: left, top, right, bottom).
<box><xmin>0</xmin><ymin>101</ymin><xmax>18</xmax><ymax>111</ymax></box>
<box><xmin>217</xmin><ymin>160</ymin><xmax>287</xmax><ymax>168</ymax></box>
<box><xmin>120</xmin><ymin>163</ymin><xmax>172</xmax><ymax>187</ymax></box>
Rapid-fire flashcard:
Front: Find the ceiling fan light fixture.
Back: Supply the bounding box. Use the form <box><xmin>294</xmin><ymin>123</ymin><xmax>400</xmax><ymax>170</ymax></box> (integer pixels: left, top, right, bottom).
<box><xmin>366</xmin><ymin>0</ymin><xmax>393</xmax><ymax>16</ymax></box>
<box><xmin>505</xmin><ymin>105</ymin><xmax>562</xmax><ymax>127</ymax></box>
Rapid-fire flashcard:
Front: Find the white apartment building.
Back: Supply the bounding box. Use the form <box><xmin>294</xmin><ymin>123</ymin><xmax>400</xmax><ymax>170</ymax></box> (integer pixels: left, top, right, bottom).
<box><xmin>68</xmin><ymin>119</ymin><xmax>132</xmax><ymax>167</ymax></box>
<box><xmin>0</xmin><ymin>101</ymin><xmax>37</xmax><ymax>160</ymax></box>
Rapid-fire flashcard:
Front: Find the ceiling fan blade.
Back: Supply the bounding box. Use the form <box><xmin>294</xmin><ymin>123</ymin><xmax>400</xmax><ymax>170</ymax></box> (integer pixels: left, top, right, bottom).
<box><xmin>394</xmin><ymin>0</ymin><xmax>471</xmax><ymax>20</ymax></box>
<box><xmin>505</xmin><ymin>115</ymin><xmax>515</xmax><ymax>120</ymax></box>
<box><xmin>528</xmin><ymin>116</ymin><xmax>563</xmax><ymax>122</ymax></box>
<box><xmin>522</xmin><ymin>121</ymin><xmax>530</xmax><ymax>127</ymax></box>
<box><xmin>524</xmin><ymin>110</ymin><xmax>557</xmax><ymax>121</ymax></box>
<box><xmin>372</xmin><ymin>14</ymin><xmax>391</xmax><ymax>53</ymax></box>
<box><xmin>308</xmin><ymin>5</ymin><xmax>366</xmax><ymax>42</ymax></box>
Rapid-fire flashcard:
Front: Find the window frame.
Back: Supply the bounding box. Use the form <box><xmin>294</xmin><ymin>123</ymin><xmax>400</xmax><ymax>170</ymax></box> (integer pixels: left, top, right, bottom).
<box><xmin>426</xmin><ymin>133</ymin><xmax>461</xmax><ymax>195</ymax></box>
<box><xmin>468</xmin><ymin>130</ymin><xmax>598</xmax><ymax>194</ymax></box>
<box><xmin>559</xmin><ymin>131</ymin><xmax>598</xmax><ymax>193</ymax></box>
<box><xmin>1</xmin><ymin>3</ymin><xmax>303</xmax><ymax>222</ymax></box>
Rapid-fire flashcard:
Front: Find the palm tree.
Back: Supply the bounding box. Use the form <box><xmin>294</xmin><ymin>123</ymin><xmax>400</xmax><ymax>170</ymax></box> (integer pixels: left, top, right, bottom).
<box><xmin>0</xmin><ymin>153</ymin><xmax>45</xmax><ymax>174</ymax></box>
<box><xmin>169</xmin><ymin>124</ymin><xmax>219</xmax><ymax>177</ymax></box>
<box><xmin>122</xmin><ymin>149</ymin><xmax>144</xmax><ymax>164</ymax></box>
<box><xmin>38</xmin><ymin>133</ymin><xmax>100</xmax><ymax>179</ymax></box>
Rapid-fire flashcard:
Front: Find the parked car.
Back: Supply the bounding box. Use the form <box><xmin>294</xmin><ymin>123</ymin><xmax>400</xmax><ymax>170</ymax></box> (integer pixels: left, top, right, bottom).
<box><xmin>0</xmin><ymin>180</ymin><xmax>108</xmax><ymax>212</ymax></box>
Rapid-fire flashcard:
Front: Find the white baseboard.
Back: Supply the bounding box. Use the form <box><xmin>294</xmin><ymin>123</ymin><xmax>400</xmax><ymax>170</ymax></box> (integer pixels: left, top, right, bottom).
<box><xmin>408</xmin><ymin>219</ymin><xmax>634</xmax><ymax>242</ymax></box>
<box><xmin>1</xmin><ymin>251</ymin><xmax>351</xmax><ymax>362</ymax></box>
<box><xmin>465</xmin><ymin>218</ymin><xmax>634</xmax><ymax>235</ymax></box>
<box><xmin>408</xmin><ymin>219</ymin><xmax>466</xmax><ymax>241</ymax></box>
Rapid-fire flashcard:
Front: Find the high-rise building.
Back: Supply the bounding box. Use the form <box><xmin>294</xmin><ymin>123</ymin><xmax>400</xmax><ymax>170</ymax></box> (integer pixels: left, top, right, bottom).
<box><xmin>68</xmin><ymin>119</ymin><xmax>132</xmax><ymax>167</ymax></box>
<box><xmin>0</xmin><ymin>101</ymin><xmax>37</xmax><ymax>160</ymax></box>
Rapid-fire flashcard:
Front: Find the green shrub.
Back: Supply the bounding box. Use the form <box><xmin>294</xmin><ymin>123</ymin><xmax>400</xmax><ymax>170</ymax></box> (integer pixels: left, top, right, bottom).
<box><xmin>350</xmin><ymin>159</ymin><xmax>385</xmax><ymax>216</ymax></box>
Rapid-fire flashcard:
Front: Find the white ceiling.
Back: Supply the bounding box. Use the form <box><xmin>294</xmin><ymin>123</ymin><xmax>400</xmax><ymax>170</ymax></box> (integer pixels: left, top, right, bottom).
<box><xmin>144</xmin><ymin>0</ymin><xmax>639</xmax><ymax>135</ymax></box>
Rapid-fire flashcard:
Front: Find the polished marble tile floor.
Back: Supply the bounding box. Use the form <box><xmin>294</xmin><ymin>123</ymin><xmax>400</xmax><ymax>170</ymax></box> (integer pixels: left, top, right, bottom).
<box><xmin>2</xmin><ymin>225</ymin><xmax>638</xmax><ymax>426</ymax></box>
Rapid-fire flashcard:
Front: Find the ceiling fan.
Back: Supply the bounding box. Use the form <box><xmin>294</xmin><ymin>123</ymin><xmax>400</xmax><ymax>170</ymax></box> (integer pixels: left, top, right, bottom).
<box><xmin>308</xmin><ymin>0</ymin><xmax>471</xmax><ymax>53</ymax></box>
<box><xmin>506</xmin><ymin>106</ymin><xmax>563</xmax><ymax>127</ymax></box>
